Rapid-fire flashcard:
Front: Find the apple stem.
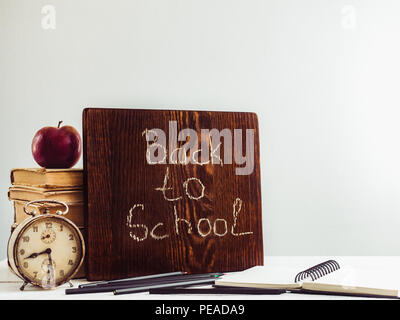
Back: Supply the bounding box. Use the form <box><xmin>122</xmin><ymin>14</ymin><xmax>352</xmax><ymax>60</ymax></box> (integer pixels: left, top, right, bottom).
<box><xmin>57</xmin><ymin>121</ymin><xmax>63</xmax><ymax>128</ymax></box>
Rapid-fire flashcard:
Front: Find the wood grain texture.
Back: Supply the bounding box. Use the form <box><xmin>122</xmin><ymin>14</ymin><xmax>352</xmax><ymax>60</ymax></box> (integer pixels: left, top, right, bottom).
<box><xmin>83</xmin><ymin>108</ymin><xmax>263</xmax><ymax>280</ymax></box>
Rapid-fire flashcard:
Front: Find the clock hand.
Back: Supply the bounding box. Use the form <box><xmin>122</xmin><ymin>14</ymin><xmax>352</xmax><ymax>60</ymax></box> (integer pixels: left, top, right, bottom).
<box><xmin>24</xmin><ymin>248</ymin><xmax>51</xmax><ymax>259</ymax></box>
<box><xmin>47</xmin><ymin>249</ymin><xmax>53</xmax><ymax>266</ymax></box>
<box><xmin>25</xmin><ymin>252</ymin><xmax>38</xmax><ymax>259</ymax></box>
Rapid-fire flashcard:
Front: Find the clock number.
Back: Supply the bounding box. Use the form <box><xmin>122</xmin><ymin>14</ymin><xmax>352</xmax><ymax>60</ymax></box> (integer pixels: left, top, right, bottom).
<box><xmin>22</xmin><ymin>236</ymin><xmax>30</xmax><ymax>243</ymax></box>
<box><xmin>68</xmin><ymin>259</ymin><xmax>74</xmax><ymax>265</ymax></box>
<box><xmin>23</xmin><ymin>262</ymin><xmax>28</xmax><ymax>268</ymax></box>
<box><xmin>19</xmin><ymin>249</ymin><xmax>25</xmax><ymax>255</ymax></box>
<box><xmin>45</xmin><ymin>222</ymin><xmax>52</xmax><ymax>228</ymax></box>
<box><xmin>33</xmin><ymin>271</ymin><xmax>38</xmax><ymax>278</ymax></box>
<box><xmin>33</xmin><ymin>226</ymin><xmax>38</xmax><ymax>232</ymax></box>
<box><xmin>59</xmin><ymin>225</ymin><xmax>63</xmax><ymax>232</ymax></box>
<box><xmin>72</xmin><ymin>247</ymin><xmax>77</xmax><ymax>253</ymax></box>
<box><xmin>60</xmin><ymin>270</ymin><xmax>65</xmax><ymax>277</ymax></box>
<box><xmin>69</xmin><ymin>234</ymin><xmax>74</xmax><ymax>241</ymax></box>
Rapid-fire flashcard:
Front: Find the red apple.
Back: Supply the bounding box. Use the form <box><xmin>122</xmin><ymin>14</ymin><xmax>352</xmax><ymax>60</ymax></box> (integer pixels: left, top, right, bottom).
<box><xmin>32</xmin><ymin>121</ymin><xmax>82</xmax><ymax>168</ymax></box>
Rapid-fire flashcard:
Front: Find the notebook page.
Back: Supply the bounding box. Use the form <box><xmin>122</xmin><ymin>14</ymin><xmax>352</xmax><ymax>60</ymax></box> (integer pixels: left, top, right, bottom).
<box><xmin>307</xmin><ymin>258</ymin><xmax>400</xmax><ymax>292</ymax></box>
<box><xmin>215</xmin><ymin>265</ymin><xmax>302</xmax><ymax>289</ymax></box>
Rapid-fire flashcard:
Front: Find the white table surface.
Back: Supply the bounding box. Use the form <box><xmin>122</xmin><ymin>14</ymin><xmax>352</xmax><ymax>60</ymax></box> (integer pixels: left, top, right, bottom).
<box><xmin>1</xmin><ymin>256</ymin><xmax>399</xmax><ymax>300</ymax></box>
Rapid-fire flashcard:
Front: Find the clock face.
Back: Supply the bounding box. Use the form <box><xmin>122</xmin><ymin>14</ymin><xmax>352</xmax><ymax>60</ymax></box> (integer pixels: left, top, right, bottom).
<box><xmin>14</xmin><ymin>215</ymin><xmax>84</xmax><ymax>288</ymax></box>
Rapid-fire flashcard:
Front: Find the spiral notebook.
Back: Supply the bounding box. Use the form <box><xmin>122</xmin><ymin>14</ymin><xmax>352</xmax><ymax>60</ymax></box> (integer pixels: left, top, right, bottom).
<box><xmin>215</xmin><ymin>260</ymin><xmax>399</xmax><ymax>298</ymax></box>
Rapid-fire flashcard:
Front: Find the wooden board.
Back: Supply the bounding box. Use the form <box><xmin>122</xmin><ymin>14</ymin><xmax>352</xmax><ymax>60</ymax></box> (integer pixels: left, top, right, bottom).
<box><xmin>83</xmin><ymin>108</ymin><xmax>263</xmax><ymax>280</ymax></box>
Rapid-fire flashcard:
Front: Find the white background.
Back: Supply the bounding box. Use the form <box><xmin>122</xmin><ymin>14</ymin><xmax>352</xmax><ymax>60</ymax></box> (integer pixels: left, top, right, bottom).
<box><xmin>1</xmin><ymin>0</ymin><xmax>400</xmax><ymax>259</ymax></box>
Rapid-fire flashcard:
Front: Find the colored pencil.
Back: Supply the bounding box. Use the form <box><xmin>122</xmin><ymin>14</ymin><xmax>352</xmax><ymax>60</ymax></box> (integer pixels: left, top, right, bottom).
<box><xmin>66</xmin><ymin>274</ymin><xmax>222</xmax><ymax>295</ymax></box>
<box><xmin>78</xmin><ymin>271</ymin><xmax>186</xmax><ymax>288</ymax></box>
<box><xmin>113</xmin><ymin>278</ymin><xmax>216</xmax><ymax>295</ymax></box>
<box><xmin>149</xmin><ymin>287</ymin><xmax>286</xmax><ymax>295</ymax></box>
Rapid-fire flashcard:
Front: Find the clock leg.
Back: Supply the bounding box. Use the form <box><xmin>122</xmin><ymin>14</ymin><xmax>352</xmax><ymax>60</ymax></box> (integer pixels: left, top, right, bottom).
<box><xmin>68</xmin><ymin>281</ymin><xmax>73</xmax><ymax>287</ymax></box>
<box><xmin>19</xmin><ymin>281</ymin><xmax>28</xmax><ymax>291</ymax></box>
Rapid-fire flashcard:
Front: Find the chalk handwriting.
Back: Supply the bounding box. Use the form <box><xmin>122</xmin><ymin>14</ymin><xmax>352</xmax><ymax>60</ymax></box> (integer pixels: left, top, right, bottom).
<box><xmin>155</xmin><ymin>167</ymin><xmax>205</xmax><ymax>201</ymax></box>
<box><xmin>126</xmin><ymin>204</ymin><xmax>148</xmax><ymax>242</ymax></box>
<box><xmin>126</xmin><ymin>167</ymin><xmax>253</xmax><ymax>241</ymax></box>
<box><xmin>231</xmin><ymin>198</ymin><xmax>253</xmax><ymax>236</ymax></box>
<box><xmin>174</xmin><ymin>205</ymin><xmax>193</xmax><ymax>235</ymax></box>
<box><xmin>142</xmin><ymin>122</ymin><xmax>255</xmax><ymax>175</ymax></box>
<box><xmin>155</xmin><ymin>167</ymin><xmax>182</xmax><ymax>202</ymax></box>
<box><xmin>150</xmin><ymin>222</ymin><xmax>169</xmax><ymax>240</ymax></box>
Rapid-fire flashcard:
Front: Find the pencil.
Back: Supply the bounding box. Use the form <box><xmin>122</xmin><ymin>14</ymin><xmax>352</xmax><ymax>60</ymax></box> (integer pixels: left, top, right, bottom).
<box><xmin>149</xmin><ymin>287</ymin><xmax>286</xmax><ymax>295</ymax></box>
<box><xmin>66</xmin><ymin>274</ymin><xmax>222</xmax><ymax>295</ymax></box>
<box><xmin>113</xmin><ymin>278</ymin><xmax>216</xmax><ymax>295</ymax></box>
<box><xmin>78</xmin><ymin>271</ymin><xmax>186</xmax><ymax>288</ymax></box>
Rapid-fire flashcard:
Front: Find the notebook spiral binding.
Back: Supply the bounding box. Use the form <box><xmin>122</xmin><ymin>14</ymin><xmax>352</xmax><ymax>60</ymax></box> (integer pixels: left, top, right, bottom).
<box><xmin>294</xmin><ymin>260</ymin><xmax>340</xmax><ymax>283</ymax></box>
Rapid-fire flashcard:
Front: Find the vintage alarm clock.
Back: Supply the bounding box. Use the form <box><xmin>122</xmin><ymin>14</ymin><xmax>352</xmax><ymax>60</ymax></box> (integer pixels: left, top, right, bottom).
<box><xmin>7</xmin><ymin>200</ymin><xmax>85</xmax><ymax>290</ymax></box>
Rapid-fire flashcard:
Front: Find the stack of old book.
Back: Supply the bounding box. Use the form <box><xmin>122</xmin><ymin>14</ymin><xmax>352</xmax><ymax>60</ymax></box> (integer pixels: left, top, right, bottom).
<box><xmin>8</xmin><ymin>168</ymin><xmax>85</xmax><ymax>278</ymax></box>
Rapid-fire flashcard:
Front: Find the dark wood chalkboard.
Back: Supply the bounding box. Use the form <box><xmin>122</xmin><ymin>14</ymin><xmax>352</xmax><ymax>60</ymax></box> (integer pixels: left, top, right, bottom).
<box><xmin>83</xmin><ymin>108</ymin><xmax>263</xmax><ymax>280</ymax></box>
